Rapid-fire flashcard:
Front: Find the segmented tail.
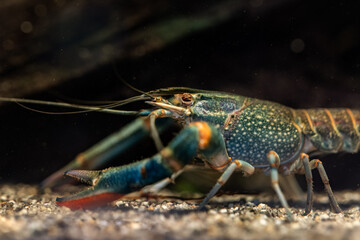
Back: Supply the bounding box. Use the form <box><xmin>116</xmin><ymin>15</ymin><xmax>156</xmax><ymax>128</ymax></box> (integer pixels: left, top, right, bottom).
<box><xmin>294</xmin><ymin>108</ymin><xmax>360</xmax><ymax>153</ymax></box>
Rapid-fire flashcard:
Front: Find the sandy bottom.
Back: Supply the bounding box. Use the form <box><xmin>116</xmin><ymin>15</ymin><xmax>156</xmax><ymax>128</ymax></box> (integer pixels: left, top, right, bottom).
<box><xmin>1</xmin><ymin>184</ymin><xmax>360</xmax><ymax>240</ymax></box>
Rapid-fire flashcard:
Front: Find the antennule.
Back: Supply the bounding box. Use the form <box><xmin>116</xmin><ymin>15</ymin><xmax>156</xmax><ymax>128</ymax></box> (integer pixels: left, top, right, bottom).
<box><xmin>0</xmin><ymin>97</ymin><xmax>138</xmax><ymax>115</ymax></box>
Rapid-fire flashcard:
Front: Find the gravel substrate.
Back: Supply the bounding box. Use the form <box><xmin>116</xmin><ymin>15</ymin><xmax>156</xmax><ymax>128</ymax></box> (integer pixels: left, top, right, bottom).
<box><xmin>1</xmin><ymin>184</ymin><xmax>360</xmax><ymax>240</ymax></box>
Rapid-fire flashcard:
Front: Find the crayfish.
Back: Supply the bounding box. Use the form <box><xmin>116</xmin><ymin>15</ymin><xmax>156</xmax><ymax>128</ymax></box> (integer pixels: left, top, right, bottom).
<box><xmin>2</xmin><ymin>87</ymin><xmax>358</xmax><ymax>221</ymax></box>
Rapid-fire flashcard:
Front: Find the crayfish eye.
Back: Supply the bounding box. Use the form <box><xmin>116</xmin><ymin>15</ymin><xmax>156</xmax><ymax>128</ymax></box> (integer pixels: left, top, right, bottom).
<box><xmin>180</xmin><ymin>93</ymin><xmax>193</xmax><ymax>105</ymax></box>
<box><xmin>154</xmin><ymin>97</ymin><xmax>162</xmax><ymax>102</ymax></box>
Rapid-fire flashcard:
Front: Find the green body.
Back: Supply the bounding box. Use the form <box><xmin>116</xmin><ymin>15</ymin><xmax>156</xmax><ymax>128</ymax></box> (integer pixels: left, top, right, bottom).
<box><xmin>165</xmin><ymin>89</ymin><xmax>360</xmax><ymax>169</ymax></box>
<box><xmin>186</xmin><ymin>93</ymin><xmax>303</xmax><ymax>168</ymax></box>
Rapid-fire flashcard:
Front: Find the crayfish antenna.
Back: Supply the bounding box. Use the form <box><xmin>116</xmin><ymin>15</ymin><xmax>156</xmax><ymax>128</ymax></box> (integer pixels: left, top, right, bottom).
<box><xmin>65</xmin><ymin>170</ymin><xmax>102</xmax><ymax>186</ymax></box>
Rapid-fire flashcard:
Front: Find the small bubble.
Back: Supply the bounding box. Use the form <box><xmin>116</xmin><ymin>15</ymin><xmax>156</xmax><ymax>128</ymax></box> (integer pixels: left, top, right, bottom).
<box><xmin>290</xmin><ymin>38</ymin><xmax>305</xmax><ymax>53</ymax></box>
<box><xmin>20</xmin><ymin>21</ymin><xmax>33</xmax><ymax>34</ymax></box>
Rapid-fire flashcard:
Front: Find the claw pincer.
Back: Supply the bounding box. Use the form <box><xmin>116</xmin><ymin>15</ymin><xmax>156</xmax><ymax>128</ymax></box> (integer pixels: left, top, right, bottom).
<box><xmin>56</xmin><ymin>122</ymin><xmax>216</xmax><ymax>210</ymax></box>
<box><xmin>56</xmin><ymin>157</ymin><xmax>173</xmax><ymax>210</ymax></box>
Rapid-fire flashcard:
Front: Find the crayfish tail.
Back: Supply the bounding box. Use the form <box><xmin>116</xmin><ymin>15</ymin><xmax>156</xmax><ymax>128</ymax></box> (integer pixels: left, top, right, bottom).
<box><xmin>56</xmin><ymin>188</ymin><xmax>123</xmax><ymax>210</ymax></box>
<box><xmin>65</xmin><ymin>170</ymin><xmax>102</xmax><ymax>186</ymax></box>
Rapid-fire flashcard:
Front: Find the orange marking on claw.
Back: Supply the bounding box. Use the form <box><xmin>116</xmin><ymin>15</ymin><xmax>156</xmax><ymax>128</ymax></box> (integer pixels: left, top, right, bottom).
<box><xmin>56</xmin><ymin>193</ymin><xmax>123</xmax><ymax>210</ymax></box>
<box><xmin>190</xmin><ymin>122</ymin><xmax>212</xmax><ymax>149</ymax></box>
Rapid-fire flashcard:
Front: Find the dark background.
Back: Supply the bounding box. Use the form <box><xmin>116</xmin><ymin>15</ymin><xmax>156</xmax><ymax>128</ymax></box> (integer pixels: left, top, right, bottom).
<box><xmin>0</xmin><ymin>0</ymin><xmax>359</xmax><ymax>192</ymax></box>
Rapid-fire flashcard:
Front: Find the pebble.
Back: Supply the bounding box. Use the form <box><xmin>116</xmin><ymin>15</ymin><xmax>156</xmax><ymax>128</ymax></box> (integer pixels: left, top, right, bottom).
<box><xmin>219</xmin><ymin>208</ymin><xmax>227</xmax><ymax>214</ymax></box>
<box><xmin>1</xmin><ymin>184</ymin><xmax>360</xmax><ymax>240</ymax></box>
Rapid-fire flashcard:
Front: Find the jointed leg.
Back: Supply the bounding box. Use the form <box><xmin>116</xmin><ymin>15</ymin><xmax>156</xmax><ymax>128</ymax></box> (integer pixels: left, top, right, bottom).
<box><xmin>308</xmin><ymin>157</ymin><xmax>341</xmax><ymax>213</ymax></box>
<box><xmin>300</xmin><ymin>153</ymin><xmax>314</xmax><ymax>215</ymax></box>
<box><xmin>292</xmin><ymin>153</ymin><xmax>341</xmax><ymax>214</ymax></box>
<box><xmin>267</xmin><ymin>151</ymin><xmax>293</xmax><ymax>221</ymax></box>
<box><xmin>140</xmin><ymin>170</ymin><xmax>184</xmax><ymax>195</ymax></box>
<box><xmin>291</xmin><ymin>153</ymin><xmax>314</xmax><ymax>215</ymax></box>
<box><xmin>148</xmin><ymin>109</ymin><xmax>173</xmax><ymax>151</ymax></box>
<box><xmin>198</xmin><ymin>160</ymin><xmax>255</xmax><ymax>209</ymax></box>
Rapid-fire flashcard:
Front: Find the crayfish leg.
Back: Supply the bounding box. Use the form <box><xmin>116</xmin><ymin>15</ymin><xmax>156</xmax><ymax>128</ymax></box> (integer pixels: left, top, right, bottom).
<box><xmin>198</xmin><ymin>160</ymin><xmax>255</xmax><ymax>209</ymax></box>
<box><xmin>267</xmin><ymin>151</ymin><xmax>293</xmax><ymax>221</ymax></box>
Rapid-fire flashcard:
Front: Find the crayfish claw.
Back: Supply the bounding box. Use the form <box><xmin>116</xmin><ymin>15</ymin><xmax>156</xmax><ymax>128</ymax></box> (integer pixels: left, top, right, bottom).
<box><xmin>56</xmin><ymin>188</ymin><xmax>123</xmax><ymax>210</ymax></box>
<box><xmin>56</xmin><ymin>169</ymin><xmax>124</xmax><ymax>210</ymax></box>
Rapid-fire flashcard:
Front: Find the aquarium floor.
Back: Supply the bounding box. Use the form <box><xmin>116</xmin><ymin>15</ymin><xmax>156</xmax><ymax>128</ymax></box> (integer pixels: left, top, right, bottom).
<box><xmin>1</xmin><ymin>184</ymin><xmax>360</xmax><ymax>240</ymax></box>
